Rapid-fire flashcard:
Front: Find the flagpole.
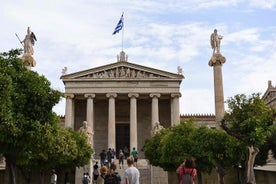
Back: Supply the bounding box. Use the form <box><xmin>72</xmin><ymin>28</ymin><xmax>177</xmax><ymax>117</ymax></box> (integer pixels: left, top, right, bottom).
<box><xmin>121</xmin><ymin>12</ymin><xmax>124</xmax><ymax>51</ymax></box>
<box><xmin>122</xmin><ymin>25</ymin><xmax>124</xmax><ymax>51</ymax></box>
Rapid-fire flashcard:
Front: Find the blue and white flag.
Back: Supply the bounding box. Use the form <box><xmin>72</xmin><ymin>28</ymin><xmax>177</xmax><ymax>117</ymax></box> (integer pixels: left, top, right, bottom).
<box><xmin>112</xmin><ymin>13</ymin><xmax>124</xmax><ymax>35</ymax></box>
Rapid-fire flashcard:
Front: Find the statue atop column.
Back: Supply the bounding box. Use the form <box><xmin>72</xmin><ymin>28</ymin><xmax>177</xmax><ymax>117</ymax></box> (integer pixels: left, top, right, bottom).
<box><xmin>79</xmin><ymin>121</ymin><xmax>93</xmax><ymax>147</ymax></box>
<box><xmin>210</xmin><ymin>29</ymin><xmax>223</xmax><ymax>55</ymax></box>
<box><xmin>18</xmin><ymin>27</ymin><xmax>37</xmax><ymax>69</ymax></box>
<box><xmin>208</xmin><ymin>29</ymin><xmax>226</xmax><ymax>124</ymax></box>
<box><xmin>22</xmin><ymin>27</ymin><xmax>37</xmax><ymax>55</ymax></box>
<box><xmin>209</xmin><ymin>29</ymin><xmax>226</xmax><ymax>66</ymax></box>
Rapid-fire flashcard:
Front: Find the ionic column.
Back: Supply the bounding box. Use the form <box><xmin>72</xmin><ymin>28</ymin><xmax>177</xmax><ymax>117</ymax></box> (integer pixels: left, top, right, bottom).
<box><xmin>209</xmin><ymin>54</ymin><xmax>226</xmax><ymax>123</ymax></box>
<box><xmin>150</xmin><ymin>93</ymin><xmax>161</xmax><ymax>129</ymax></box>
<box><xmin>65</xmin><ymin>94</ymin><xmax>74</xmax><ymax>128</ymax></box>
<box><xmin>128</xmin><ymin>93</ymin><xmax>139</xmax><ymax>151</ymax></box>
<box><xmin>171</xmin><ymin>93</ymin><xmax>181</xmax><ymax>125</ymax></box>
<box><xmin>85</xmin><ymin>94</ymin><xmax>95</xmax><ymax>148</ymax></box>
<box><xmin>106</xmin><ymin>93</ymin><xmax>117</xmax><ymax>149</ymax></box>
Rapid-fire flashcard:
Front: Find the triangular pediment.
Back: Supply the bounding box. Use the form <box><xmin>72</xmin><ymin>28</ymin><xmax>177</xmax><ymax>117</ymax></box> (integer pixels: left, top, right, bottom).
<box><xmin>61</xmin><ymin>61</ymin><xmax>184</xmax><ymax>81</ymax></box>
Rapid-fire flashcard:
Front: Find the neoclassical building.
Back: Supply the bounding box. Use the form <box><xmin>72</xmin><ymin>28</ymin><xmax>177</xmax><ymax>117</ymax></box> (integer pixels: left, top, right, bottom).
<box><xmin>263</xmin><ymin>80</ymin><xmax>276</xmax><ymax>109</ymax></box>
<box><xmin>60</xmin><ymin>51</ymin><xmax>184</xmax><ymax>158</ymax></box>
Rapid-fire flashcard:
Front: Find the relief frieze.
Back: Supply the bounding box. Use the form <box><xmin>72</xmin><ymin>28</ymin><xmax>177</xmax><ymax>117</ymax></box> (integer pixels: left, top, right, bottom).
<box><xmin>77</xmin><ymin>66</ymin><xmax>168</xmax><ymax>79</ymax></box>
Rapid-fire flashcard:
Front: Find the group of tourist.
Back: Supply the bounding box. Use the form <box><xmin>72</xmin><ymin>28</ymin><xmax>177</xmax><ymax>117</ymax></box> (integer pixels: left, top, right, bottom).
<box><xmin>99</xmin><ymin>147</ymin><xmax>138</xmax><ymax>169</ymax></box>
<box><xmin>51</xmin><ymin>149</ymin><xmax>197</xmax><ymax>184</ymax></box>
<box><xmin>92</xmin><ymin>157</ymin><xmax>140</xmax><ymax>184</ymax></box>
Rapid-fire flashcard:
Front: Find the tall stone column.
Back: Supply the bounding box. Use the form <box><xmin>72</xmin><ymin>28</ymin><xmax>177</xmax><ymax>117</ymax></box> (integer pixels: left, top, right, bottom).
<box><xmin>209</xmin><ymin>53</ymin><xmax>226</xmax><ymax>123</ymax></box>
<box><xmin>65</xmin><ymin>94</ymin><xmax>74</xmax><ymax>128</ymax></box>
<box><xmin>128</xmin><ymin>93</ymin><xmax>139</xmax><ymax>151</ymax></box>
<box><xmin>106</xmin><ymin>93</ymin><xmax>117</xmax><ymax>149</ymax></box>
<box><xmin>171</xmin><ymin>93</ymin><xmax>181</xmax><ymax>125</ymax></box>
<box><xmin>84</xmin><ymin>94</ymin><xmax>95</xmax><ymax>148</ymax></box>
<box><xmin>150</xmin><ymin>93</ymin><xmax>161</xmax><ymax>129</ymax></box>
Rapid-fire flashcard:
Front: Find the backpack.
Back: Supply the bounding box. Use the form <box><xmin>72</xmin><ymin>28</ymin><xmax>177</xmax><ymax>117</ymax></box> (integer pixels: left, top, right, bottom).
<box><xmin>119</xmin><ymin>152</ymin><xmax>124</xmax><ymax>159</ymax></box>
<box><xmin>104</xmin><ymin>173</ymin><xmax>118</xmax><ymax>184</ymax></box>
<box><xmin>82</xmin><ymin>175</ymin><xmax>89</xmax><ymax>184</ymax></box>
<box><xmin>182</xmin><ymin>167</ymin><xmax>194</xmax><ymax>184</ymax></box>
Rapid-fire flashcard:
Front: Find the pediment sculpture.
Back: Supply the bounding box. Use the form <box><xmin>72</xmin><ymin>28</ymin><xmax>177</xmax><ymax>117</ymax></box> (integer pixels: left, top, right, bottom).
<box><xmin>78</xmin><ymin>66</ymin><xmax>168</xmax><ymax>79</ymax></box>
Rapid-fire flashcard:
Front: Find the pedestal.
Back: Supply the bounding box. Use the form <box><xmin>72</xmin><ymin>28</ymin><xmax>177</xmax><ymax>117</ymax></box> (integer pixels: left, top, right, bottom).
<box><xmin>75</xmin><ymin>159</ymin><xmax>93</xmax><ymax>184</ymax></box>
<box><xmin>21</xmin><ymin>53</ymin><xmax>36</xmax><ymax>70</ymax></box>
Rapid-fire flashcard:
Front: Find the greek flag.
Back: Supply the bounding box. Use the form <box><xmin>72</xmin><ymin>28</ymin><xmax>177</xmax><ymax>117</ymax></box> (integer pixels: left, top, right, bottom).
<box><xmin>113</xmin><ymin>13</ymin><xmax>124</xmax><ymax>35</ymax></box>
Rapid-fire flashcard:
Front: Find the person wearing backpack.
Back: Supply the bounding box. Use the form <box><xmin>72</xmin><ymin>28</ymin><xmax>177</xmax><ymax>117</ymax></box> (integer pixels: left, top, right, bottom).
<box><xmin>118</xmin><ymin>149</ymin><xmax>125</xmax><ymax>169</ymax></box>
<box><xmin>82</xmin><ymin>172</ymin><xmax>91</xmax><ymax>184</ymax></box>
<box><xmin>176</xmin><ymin>157</ymin><xmax>197</xmax><ymax>184</ymax></box>
<box><xmin>104</xmin><ymin>163</ymin><xmax>121</xmax><ymax>184</ymax></box>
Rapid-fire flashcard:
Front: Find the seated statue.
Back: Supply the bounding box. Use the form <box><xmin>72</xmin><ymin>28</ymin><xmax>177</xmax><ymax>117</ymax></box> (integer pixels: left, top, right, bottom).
<box><xmin>151</xmin><ymin>121</ymin><xmax>164</xmax><ymax>135</ymax></box>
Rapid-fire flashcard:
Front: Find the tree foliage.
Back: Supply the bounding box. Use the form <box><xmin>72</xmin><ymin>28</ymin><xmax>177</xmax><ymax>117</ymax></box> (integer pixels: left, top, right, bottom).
<box><xmin>222</xmin><ymin>93</ymin><xmax>275</xmax><ymax>183</ymax></box>
<box><xmin>0</xmin><ymin>49</ymin><xmax>93</xmax><ymax>183</ymax></box>
<box><xmin>223</xmin><ymin>93</ymin><xmax>274</xmax><ymax>147</ymax></box>
<box><xmin>143</xmin><ymin>119</ymin><xmax>245</xmax><ymax>184</ymax></box>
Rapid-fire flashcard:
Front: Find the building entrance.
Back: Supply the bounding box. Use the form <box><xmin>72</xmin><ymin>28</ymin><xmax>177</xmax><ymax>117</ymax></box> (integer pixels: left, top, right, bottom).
<box><xmin>116</xmin><ymin>124</ymin><xmax>130</xmax><ymax>158</ymax></box>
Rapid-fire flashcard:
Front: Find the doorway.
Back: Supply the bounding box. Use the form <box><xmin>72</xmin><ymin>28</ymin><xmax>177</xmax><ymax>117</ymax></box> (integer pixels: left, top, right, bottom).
<box><xmin>116</xmin><ymin>124</ymin><xmax>130</xmax><ymax>158</ymax></box>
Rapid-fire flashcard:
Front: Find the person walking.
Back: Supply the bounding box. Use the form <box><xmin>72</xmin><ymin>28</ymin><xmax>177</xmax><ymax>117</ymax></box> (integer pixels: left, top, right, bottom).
<box><xmin>100</xmin><ymin>150</ymin><xmax>107</xmax><ymax>167</ymax></box>
<box><xmin>96</xmin><ymin>166</ymin><xmax>108</xmax><ymax>184</ymax></box>
<box><xmin>124</xmin><ymin>157</ymin><xmax>140</xmax><ymax>184</ymax></box>
<box><xmin>123</xmin><ymin>146</ymin><xmax>129</xmax><ymax>157</ymax></box>
<box><xmin>131</xmin><ymin>147</ymin><xmax>138</xmax><ymax>167</ymax></box>
<box><xmin>104</xmin><ymin>163</ymin><xmax>121</xmax><ymax>184</ymax></box>
<box><xmin>93</xmin><ymin>161</ymin><xmax>100</xmax><ymax>183</ymax></box>
<box><xmin>176</xmin><ymin>157</ymin><xmax>197</xmax><ymax>184</ymax></box>
<box><xmin>118</xmin><ymin>149</ymin><xmax>125</xmax><ymax>169</ymax></box>
<box><xmin>107</xmin><ymin>148</ymin><xmax>112</xmax><ymax>168</ymax></box>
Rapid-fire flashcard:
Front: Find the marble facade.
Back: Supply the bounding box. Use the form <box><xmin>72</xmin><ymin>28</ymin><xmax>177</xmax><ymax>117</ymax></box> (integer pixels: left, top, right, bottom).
<box><xmin>61</xmin><ymin>51</ymin><xmax>183</xmax><ymax>183</ymax></box>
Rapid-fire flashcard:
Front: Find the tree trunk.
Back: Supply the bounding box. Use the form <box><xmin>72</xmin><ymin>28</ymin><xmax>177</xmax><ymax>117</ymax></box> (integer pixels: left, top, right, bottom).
<box><xmin>6</xmin><ymin>158</ymin><xmax>16</xmax><ymax>184</ymax></box>
<box><xmin>167</xmin><ymin>171</ymin><xmax>179</xmax><ymax>184</ymax></box>
<box><xmin>246</xmin><ymin>145</ymin><xmax>259</xmax><ymax>184</ymax></box>
<box><xmin>197</xmin><ymin>171</ymin><xmax>202</xmax><ymax>184</ymax></box>
<box><xmin>216</xmin><ymin>165</ymin><xmax>225</xmax><ymax>184</ymax></box>
<box><xmin>18</xmin><ymin>166</ymin><xmax>31</xmax><ymax>184</ymax></box>
<box><xmin>40</xmin><ymin>171</ymin><xmax>45</xmax><ymax>184</ymax></box>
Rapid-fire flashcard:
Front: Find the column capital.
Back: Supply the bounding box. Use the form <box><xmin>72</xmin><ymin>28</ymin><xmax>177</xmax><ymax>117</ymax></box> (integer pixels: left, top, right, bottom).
<box><xmin>128</xmin><ymin>93</ymin><xmax>139</xmax><ymax>98</ymax></box>
<box><xmin>84</xmin><ymin>94</ymin><xmax>96</xmax><ymax>98</ymax></box>
<box><xmin>171</xmin><ymin>93</ymin><xmax>182</xmax><ymax>98</ymax></box>
<box><xmin>149</xmin><ymin>93</ymin><xmax>161</xmax><ymax>98</ymax></box>
<box><xmin>106</xmin><ymin>93</ymin><xmax>117</xmax><ymax>98</ymax></box>
<box><xmin>65</xmin><ymin>94</ymin><xmax>74</xmax><ymax>98</ymax></box>
<box><xmin>208</xmin><ymin>53</ymin><xmax>226</xmax><ymax>67</ymax></box>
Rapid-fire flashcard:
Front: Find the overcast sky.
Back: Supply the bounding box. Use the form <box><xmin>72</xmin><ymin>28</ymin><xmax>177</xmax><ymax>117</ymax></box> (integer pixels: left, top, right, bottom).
<box><xmin>1</xmin><ymin>0</ymin><xmax>275</xmax><ymax>116</ymax></box>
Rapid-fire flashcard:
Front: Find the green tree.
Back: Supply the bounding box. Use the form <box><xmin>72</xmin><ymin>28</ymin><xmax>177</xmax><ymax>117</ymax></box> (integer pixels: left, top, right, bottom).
<box><xmin>205</xmin><ymin>128</ymin><xmax>246</xmax><ymax>184</ymax></box>
<box><xmin>222</xmin><ymin>93</ymin><xmax>275</xmax><ymax>184</ymax></box>
<box><xmin>144</xmin><ymin>121</ymin><xmax>215</xmax><ymax>184</ymax></box>
<box><xmin>144</xmin><ymin>120</ymin><xmax>250</xmax><ymax>184</ymax></box>
<box><xmin>0</xmin><ymin>49</ymin><xmax>93</xmax><ymax>184</ymax></box>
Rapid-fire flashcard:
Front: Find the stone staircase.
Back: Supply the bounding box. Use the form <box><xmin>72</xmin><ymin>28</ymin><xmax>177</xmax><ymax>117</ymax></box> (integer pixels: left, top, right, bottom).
<box><xmin>94</xmin><ymin>159</ymin><xmax>152</xmax><ymax>184</ymax></box>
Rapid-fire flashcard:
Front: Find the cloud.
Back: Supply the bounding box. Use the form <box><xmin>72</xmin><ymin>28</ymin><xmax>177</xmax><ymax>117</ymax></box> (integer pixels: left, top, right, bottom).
<box><xmin>248</xmin><ymin>0</ymin><xmax>276</xmax><ymax>9</ymax></box>
<box><xmin>180</xmin><ymin>88</ymin><xmax>215</xmax><ymax>114</ymax></box>
<box><xmin>1</xmin><ymin>1</ymin><xmax>276</xmax><ymax>116</ymax></box>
